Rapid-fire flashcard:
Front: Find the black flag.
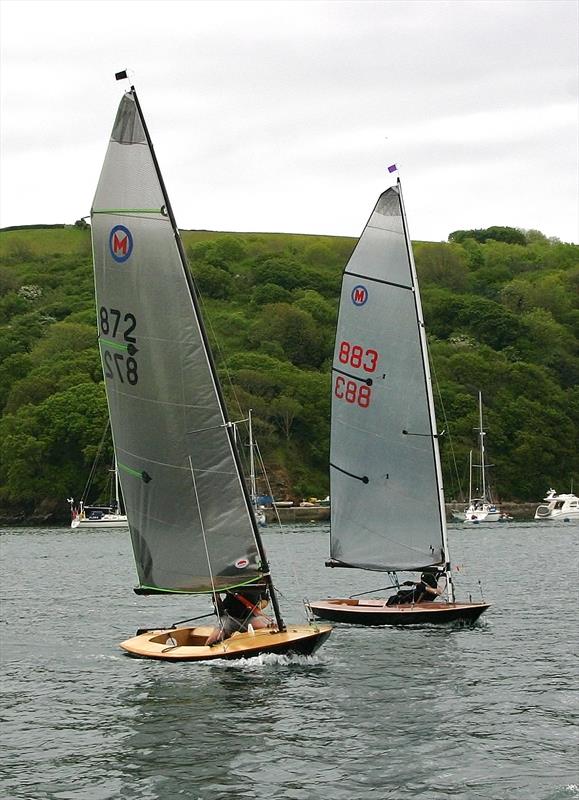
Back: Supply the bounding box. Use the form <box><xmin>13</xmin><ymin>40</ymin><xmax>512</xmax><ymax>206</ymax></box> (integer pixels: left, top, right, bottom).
<box><xmin>115</xmin><ymin>70</ymin><xmax>128</xmax><ymax>81</ymax></box>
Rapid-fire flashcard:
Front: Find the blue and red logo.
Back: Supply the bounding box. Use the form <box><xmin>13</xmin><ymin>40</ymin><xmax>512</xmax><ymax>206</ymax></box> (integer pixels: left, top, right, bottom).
<box><xmin>351</xmin><ymin>285</ymin><xmax>368</xmax><ymax>306</ymax></box>
<box><xmin>109</xmin><ymin>225</ymin><xmax>133</xmax><ymax>263</ymax></box>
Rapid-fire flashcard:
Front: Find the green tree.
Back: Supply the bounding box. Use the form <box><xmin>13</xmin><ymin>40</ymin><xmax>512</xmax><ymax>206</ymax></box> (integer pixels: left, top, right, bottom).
<box><xmin>414</xmin><ymin>242</ymin><xmax>469</xmax><ymax>291</ymax></box>
<box><xmin>192</xmin><ymin>262</ymin><xmax>232</xmax><ymax>299</ymax></box>
<box><xmin>249</xmin><ymin>303</ymin><xmax>330</xmax><ymax>367</ymax></box>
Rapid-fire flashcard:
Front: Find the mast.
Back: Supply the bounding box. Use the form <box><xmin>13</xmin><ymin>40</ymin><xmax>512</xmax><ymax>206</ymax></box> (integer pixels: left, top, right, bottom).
<box><xmin>468</xmin><ymin>450</ymin><xmax>473</xmax><ymax>505</ymax></box>
<box><xmin>398</xmin><ymin>179</ymin><xmax>455</xmax><ymax>601</ymax></box>
<box><xmin>249</xmin><ymin>409</ymin><xmax>257</xmax><ymax>503</ymax></box>
<box><xmin>478</xmin><ymin>391</ymin><xmax>486</xmax><ymax>501</ymax></box>
<box><xmin>127</xmin><ymin>81</ymin><xmax>285</xmax><ymax>630</ymax></box>
<box><xmin>114</xmin><ymin>460</ymin><xmax>120</xmax><ymax>510</ymax></box>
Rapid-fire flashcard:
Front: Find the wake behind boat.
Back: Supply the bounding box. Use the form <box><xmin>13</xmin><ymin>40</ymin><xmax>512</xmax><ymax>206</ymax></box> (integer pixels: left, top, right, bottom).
<box><xmin>309</xmin><ymin>180</ymin><xmax>489</xmax><ymax>627</ymax></box>
<box><xmin>91</xmin><ymin>77</ymin><xmax>331</xmax><ymax>661</ymax></box>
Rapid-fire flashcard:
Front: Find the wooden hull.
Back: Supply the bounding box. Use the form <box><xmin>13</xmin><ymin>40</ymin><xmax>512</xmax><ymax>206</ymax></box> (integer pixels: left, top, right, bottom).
<box><xmin>120</xmin><ymin>623</ymin><xmax>332</xmax><ymax>661</ymax></box>
<box><xmin>309</xmin><ymin>598</ymin><xmax>489</xmax><ymax>626</ymax></box>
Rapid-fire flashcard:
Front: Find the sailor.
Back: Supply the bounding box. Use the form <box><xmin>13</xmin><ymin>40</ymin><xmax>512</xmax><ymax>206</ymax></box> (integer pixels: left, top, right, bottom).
<box><xmin>205</xmin><ymin>585</ymin><xmax>271</xmax><ymax>646</ymax></box>
<box><xmin>386</xmin><ymin>569</ymin><xmax>443</xmax><ymax>606</ymax></box>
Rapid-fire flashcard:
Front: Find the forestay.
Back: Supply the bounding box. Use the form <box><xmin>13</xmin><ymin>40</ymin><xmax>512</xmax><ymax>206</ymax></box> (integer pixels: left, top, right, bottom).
<box><xmin>329</xmin><ymin>184</ymin><xmax>447</xmax><ymax>571</ymax></box>
<box><xmin>91</xmin><ymin>92</ymin><xmax>263</xmax><ymax>593</ymax></box>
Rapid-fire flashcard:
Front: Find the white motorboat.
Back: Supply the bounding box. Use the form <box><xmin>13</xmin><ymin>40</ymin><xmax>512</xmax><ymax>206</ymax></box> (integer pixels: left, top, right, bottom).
<box><xmin>534</xmin><ymin>489</ymin><xmax>579</xmax><ymax>521</ymax></box>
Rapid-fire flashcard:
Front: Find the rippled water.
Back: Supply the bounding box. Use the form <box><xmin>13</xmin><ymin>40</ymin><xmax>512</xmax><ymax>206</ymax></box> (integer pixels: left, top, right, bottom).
<box><xmin>1</xmin><ymin>522</ymin><xmax>578</xmax><ymax>800</ymax></box>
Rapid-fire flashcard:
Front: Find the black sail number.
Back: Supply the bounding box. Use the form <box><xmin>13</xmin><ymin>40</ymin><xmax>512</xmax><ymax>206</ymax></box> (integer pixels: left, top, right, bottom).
<box><xmin>103</xmin><ymin>351</ymin><xmax>139</xmax><ymax>385</ymax></box>
<box><xmin>100</xmin><ymin>307</ymin><xmax>139</xmax><ymax>385</ymax></box>
<box><xmin>123</xmin><ymin>313</ymin><xmax>137</xmax><ymax>343</ymax></box>
<box><xmin>99</xmin><ymin>307</ymin><xmax>137</xmax><ymax>342</ymax></box>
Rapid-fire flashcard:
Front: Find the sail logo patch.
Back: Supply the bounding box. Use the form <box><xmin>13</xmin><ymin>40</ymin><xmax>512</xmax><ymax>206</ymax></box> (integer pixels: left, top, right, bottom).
<box><xmin>351</xmin><ymin>285</ymin><xmax>368</xmax><ymax>306</ymax></box>
<box><xmin>234</xmin><ymin>557</ymin><xmax>250</xmax><ymax>569</ymax></box>
<box><xmin>109</xmin><ymin>225</ymin><xmax>133</xmax><ymax>263</ymax></box>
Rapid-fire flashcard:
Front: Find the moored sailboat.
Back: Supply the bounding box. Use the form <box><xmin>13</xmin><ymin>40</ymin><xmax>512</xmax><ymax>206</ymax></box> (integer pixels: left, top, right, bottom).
<box><xmin>247</xmin><ymin>410</ymin><xmax>266</xmax><ymax>527</ymax></box>
<box><xmin>308</xmin><ymin>180</ymin><xmax>489</xmax><ymax>626</ymax></box>
<box><xmin>461</xmin><ymin>392</ymin><xmax>501</xmax><ymax>524</ymax></box>
<box><xmin>91</xmin><ymin>76</ymin><xmax>331</xmax><ymax>660</ymax></box>
<box><xmin>69</xmin><ymin>459</ymin><xmax>128</xmax><ymax>529</ymax></box>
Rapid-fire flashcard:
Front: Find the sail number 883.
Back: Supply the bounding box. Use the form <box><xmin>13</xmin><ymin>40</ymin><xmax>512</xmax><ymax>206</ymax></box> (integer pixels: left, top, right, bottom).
<box><xmin>334</xmin><ymin>376</ymin><xmax>372</xmax><ymax>408</ymax></box>
<box><xmin>338</xmin><ymin>340</ymin><xmax>379</xmax><ymax>373</ymax></box>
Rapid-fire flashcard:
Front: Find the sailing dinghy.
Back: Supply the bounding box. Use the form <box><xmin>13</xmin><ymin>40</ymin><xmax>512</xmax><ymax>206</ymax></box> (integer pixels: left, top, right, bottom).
<box><xmin>91</xmin><ymin>78</ymin><xmax>331</xmax><ymax>660</ymax></box>
<box><xmin>309</xmin><ymin>181</ymin><xmax>489</xmax><ymax>626</ymax></box>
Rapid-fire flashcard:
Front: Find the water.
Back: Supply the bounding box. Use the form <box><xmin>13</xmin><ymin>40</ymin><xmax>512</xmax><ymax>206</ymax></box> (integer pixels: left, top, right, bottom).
<box><xmin>1</xmin><ymin>522</ymin><xmax>578</xmax><ymax>800</ymax></box>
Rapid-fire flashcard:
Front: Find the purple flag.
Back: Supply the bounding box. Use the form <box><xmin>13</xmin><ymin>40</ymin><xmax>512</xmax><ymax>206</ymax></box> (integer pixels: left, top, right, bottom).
<box><xmin>387</xmin><ymin>164</ymin><xmax>397</xmax><ymax>174</ymax></box>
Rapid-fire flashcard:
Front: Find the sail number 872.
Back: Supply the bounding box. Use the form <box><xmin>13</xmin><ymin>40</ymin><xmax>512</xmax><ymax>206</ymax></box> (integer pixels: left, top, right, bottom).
<box><xmin>99</xmin><ymin>306</ymin><xmax>139</xmax><ymax>386</ymax></box>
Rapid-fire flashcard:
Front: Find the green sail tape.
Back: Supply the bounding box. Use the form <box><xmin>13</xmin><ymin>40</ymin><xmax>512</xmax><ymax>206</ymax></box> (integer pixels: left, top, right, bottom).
<box><xmin>92</xmin><ymin>208</ymin><xmax>163</xmax><ymax>214</ymax></box>
<box><xmin>137</xmin><ymin>576</ymin><xmax>269</xmax><ymax>595</ymax></box>
<box><xmin>118</xmin><ymin>462</ymin><xmax>145</xmax><ymax>479</ymax></box>
<box><xmin>99</xmin><ymin>338</ymin><xmax>128</xmax><ymax>352</ymax></box>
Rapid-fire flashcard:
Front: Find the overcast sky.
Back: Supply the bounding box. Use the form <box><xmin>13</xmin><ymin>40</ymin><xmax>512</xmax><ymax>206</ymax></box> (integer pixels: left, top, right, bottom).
<box><xmin>1</xmin><ymin>0</ymin><xmax>577</xmax><ymax>243</ymax></box>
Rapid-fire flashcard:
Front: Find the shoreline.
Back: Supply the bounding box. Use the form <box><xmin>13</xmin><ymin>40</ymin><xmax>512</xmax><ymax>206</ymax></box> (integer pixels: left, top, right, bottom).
<box><xmin>1</xmin><ymin>501</ymin><xmax>540</xmax><ymax>527</ymax></box>
<box><xmin>265</xmin><ymin>502</ymin><xmax>539</xmax><ymax>525</ymax></box>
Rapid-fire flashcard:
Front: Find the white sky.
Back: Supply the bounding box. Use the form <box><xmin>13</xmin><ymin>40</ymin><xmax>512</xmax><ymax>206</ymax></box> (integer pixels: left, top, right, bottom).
<box><xmin>1</xmin><ymin>0</ymin><xmax>578</xmax><ymax>243</ymax></box>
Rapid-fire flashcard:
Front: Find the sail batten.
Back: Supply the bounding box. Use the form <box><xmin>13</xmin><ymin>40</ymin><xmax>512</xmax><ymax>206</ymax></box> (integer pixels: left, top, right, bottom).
<box><xmin>344</xmin><ymin>271</ymin><xmax>413</xmax><ymax>291</ymax></box>
<box><xmin>329</xmin><ymin>183</ymin><xmax>447</xmax><ymax>573</ymax></box>
<box><xmin>91</xmin><ymin>90</ymin><xmax>264</xmax><ymax>594</ymax></box>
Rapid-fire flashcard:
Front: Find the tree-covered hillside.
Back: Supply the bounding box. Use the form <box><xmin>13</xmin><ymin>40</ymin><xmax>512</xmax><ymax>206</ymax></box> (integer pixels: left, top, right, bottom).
<box><xmin>0</xmin><ymin>222</ymin><xmax>577</xmax><ymax>519</ymax></box>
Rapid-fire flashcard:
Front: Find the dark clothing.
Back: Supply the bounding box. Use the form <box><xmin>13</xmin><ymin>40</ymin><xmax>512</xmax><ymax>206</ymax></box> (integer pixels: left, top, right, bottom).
<box><xmin>386</xmin><ymin>580</ymin><xmax>437</xmax><ymax>606</ymax></box>
<box><xmin>215</xmin><ymin>587</ymin><xmax>267</xmax><ymax>623</ymax></box>
<box><xmin>212</xmin><ymin>587</ymin><xmax>269</xmax><ymax>640</ymax></box>
<box><xmin>414</xmin><ymin>581</ymin><xmax>436</xmax><ymax>602</ymax></box>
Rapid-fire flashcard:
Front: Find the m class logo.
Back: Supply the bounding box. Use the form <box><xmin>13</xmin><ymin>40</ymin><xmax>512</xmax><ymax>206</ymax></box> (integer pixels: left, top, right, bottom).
<box><xmin>351</xmin><ymin>284</ymin><xmax>368</xmax><ymax>306</ymax></box>
<box><xmin>109</xmin><ymin>225</ymin><xmax>133</xmax><ymax>263</ymax></box>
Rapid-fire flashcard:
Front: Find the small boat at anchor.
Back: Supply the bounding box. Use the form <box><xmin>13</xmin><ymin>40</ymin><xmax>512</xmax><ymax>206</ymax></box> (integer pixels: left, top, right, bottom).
<box><xmin>69</xmin><ymin>459</ymin><xmax>128</xmax><ymax>529</ymax></box>
<box><xmin>308</xmin><ymin>179</ymin><xmax>489</xmax><ymax>626</ymax></box>
<box><xmin>460</xmin><ymin>394</ymin><xmax>501</xmax><ymax>524</ymax></box>
<box><xmin>91</xmin><ymin>75</ymin><xmax>331</xmax><ymax>661</ymax></box>
<box><xmin>534</xmin><ymin>488</ymin><xmax>579</xmax><ymax>521</ymax></box>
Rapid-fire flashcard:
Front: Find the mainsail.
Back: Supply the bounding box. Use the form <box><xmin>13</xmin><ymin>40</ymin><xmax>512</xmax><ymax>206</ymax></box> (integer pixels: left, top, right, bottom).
<box><xmin>329</xmin><ymin>182</ymin><xmax>448</xmax><ymax>572</ymax></box>
<box><xmin>91</xmin><ymin>91</ymin><xmax>264</xmax><ymax>594</ymax></box>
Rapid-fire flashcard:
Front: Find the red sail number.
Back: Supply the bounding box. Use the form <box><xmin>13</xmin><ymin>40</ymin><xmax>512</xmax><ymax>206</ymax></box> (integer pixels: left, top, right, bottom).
<box><xmin>338</xmin><ymin>341</ymin><xmax>379</xmax><ymax>373</ymax></box>
<box><xmin>334</xmin><ymin>376</ymin><xmax>372</xmax><ymax>408</ymax></box>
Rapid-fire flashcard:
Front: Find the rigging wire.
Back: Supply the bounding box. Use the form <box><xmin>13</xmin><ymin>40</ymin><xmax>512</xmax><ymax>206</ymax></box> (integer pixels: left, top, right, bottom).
<box><xmin>80</xmin><ymin>420</ymin><xmax>111</xmax><ymax>502</ymax></box>
<box><xmin>190</xmin><ymin>267</ymin><xmax>311</xmax><ymax>623</ymax></box>
<box><xmin>426</xmin><ymin>339</ymin><xmax>465</xmax><ymax>502</ymax></box>
<box><xmin>187</xmin><ymin>455</ymin><xmax>225</xmax><ymax>642</ymax></box>
<box><xmin>253</xmin><ymin>440</ymin><xmax>310</xmax><ymax>622</ymax></box>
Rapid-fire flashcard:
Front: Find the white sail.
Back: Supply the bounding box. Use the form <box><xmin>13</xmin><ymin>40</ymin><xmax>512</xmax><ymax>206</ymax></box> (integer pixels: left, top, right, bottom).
<box><xmin>91</xmin><ymin>92</ymin><xmax>263</xmax><ymax>593</ymax></box>
<box><xmin>329</xmin><ymin>183</ymin><xmax>448</xmax><ymax>572</ymax></box>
